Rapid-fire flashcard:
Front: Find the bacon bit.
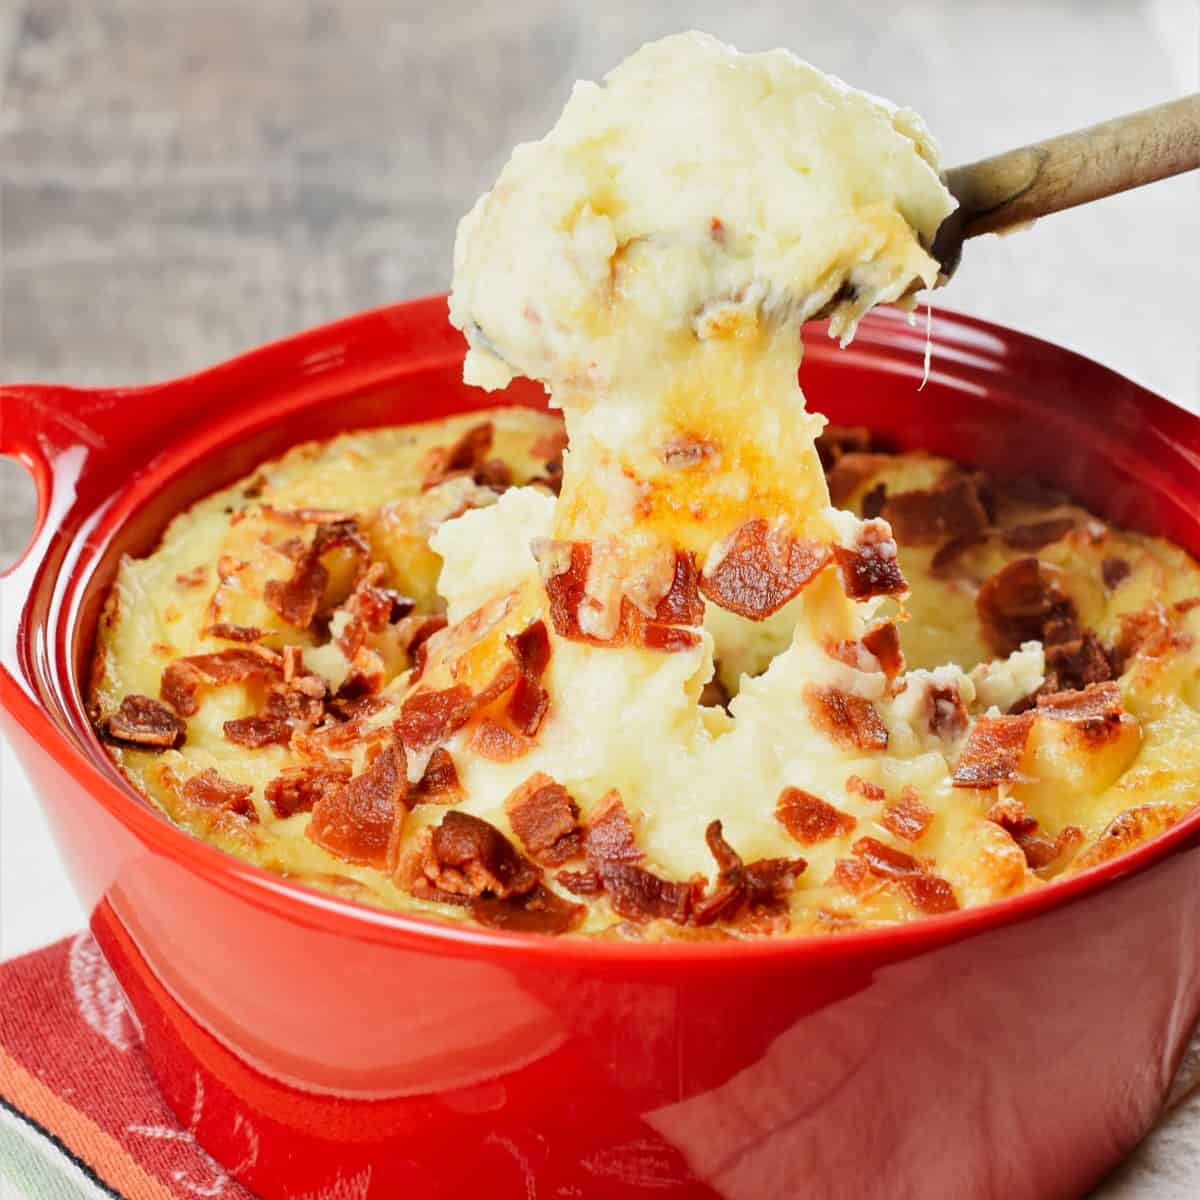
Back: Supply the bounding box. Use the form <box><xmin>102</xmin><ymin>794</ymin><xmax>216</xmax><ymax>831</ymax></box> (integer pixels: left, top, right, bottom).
<box><xmin>181</xmin><ymin>768</ymin><xmax>255</xmax><ymax>819</ymax></box>
<box><xmin>539</xmin><ymin>540</ymin><xmax>702</xmax><ymax>650</ymax></box>
<box><xmin>469</xmin><ymin>719</ymin><xmax>535</xmax><ymax>762</ymax></box>
<box><xmin>661</xmin><ymin>435</ymin><xmax>719</xmax><ymax>468</ymax></box>
<box><xmin>881</xmin><ymin>788</ymin><xmax>933</xmax><ymax>842</ymax></box>
<box><xmin>861</xmin><ymin>483</ymin><xmax>887</xmax><ymax>520</ymax></box>
<box><xmin>202</xmin><ymin>623</ymin><xmax>264</xmax><ymax>643</ymax></box>
<box><xmin>976</xmin><ymin>557</ymin><xmax>1079</xmax><ymax>657</ymax></box>
<box><xmin>336</xmin><ymin>616</ymin><xmax>366</xmax><ymax>661</ymax></box>
<box><xmin>862</xmin><ymin>621</ymin><xmax>904</xmax><ymax>679</ymax></box>
<box><xmin>929</xmin><ymin>532</ymin><xmax>987</xmax><ymax>578</ymax></box>
<box><xmin>952</xmin><ymin>713</ymin><xmax>1035</xmax><ymax>789</ymax></box>
<box><xmin>282</xmin><ymin>645</ymin><xmax>303</xmax><ymax>685</ymax></box>
<box><xmin>395</xmin><ymin>685</ymin><xmax>473</xmax><ymax>753</ymax></box>
<box><xmin>987</xmin><ymin>798</ymin><xmax>1082</xmax><ymax>871</ymax></box>
<box><xmin>709</xmin><ymin>216</ymin><xmax>725</xmax><ymax>243</ymax></box>
<box><xmin>1111</xmin><ymin>607</ymin><xmax>1174</xmax><ymax>673</ymax></box>
<box><xmin>881</xmin><ymin>476</ymin><xmax>989</xmax><ymax>547</ymax></box>
<box><xmin>1043</xmin><ymin>630</ymin><xmax>1114</xmax><ymax>694</ymax></box>
<box><xmin>700</xmin><ymin>519</ymin><xmax>830</xmax><ymax>620</ymax></box>
<box><xmin>804</xmin><ymin>685</ymin><xmax>889</xmax><ymax>753</ymax></box>
<box><xmin>850</xmin><ymin>836</ymin><xmax>958</xmax><ymax>914</ymax></box>
<box><xmin>425</xmin><ymin>810</ymin><xmax>541</xmax><ymax>899</ymax></box>
<box><xmin>505</xmin><ymin>774</ymin><xmax>582</xmax><ymax>866</ymax></box>
<box><xmin>584</xmin><ymin>791</ymin><xmax>643</xmax><ymax>867</ymax></box>
<box><xmin>816</xmin><ymin>425</ymin><xmax>875</xmax><ymax>471</ymax></box>
<box><xmin>175</xmin><ymin>565</ymin><xmax>208</xmax><ymax>588</ymax></box>
<box><xmin>1003</xmin><ymin>517</ymin><xmax>1077</xmax><ymax>551</ymax></box>
<box><xmin>690</xmin><ymin>820</ymin><xmax>805</xmax><ymax>928</ymax></box>
<box><xmin>422</xmin><ymin>421</ymin><xmax>510</xmax><ymax>492</ymax></box>
<box><xmin>266</xmin><ymin>761</ymin><xmax>353</xmax><ymax>818</ymax></box>
<box><xmin>223</xmin><ymin>714</ymin><xmax>292</xmax><ymax>748</ymax></box>
<box><xmin>1036</xmin><ymin>681</ymin><xmax>1125</xmax><ymax>746</ymax></box>
<box><xmin>846</xmin><ymin>775</ymin><xmax>886</xmax><ymax>802</ymax></box>
<box><xmin>104</xmin><ymin>695</ymin><xmax>186</xmax><ymax>749</ymax></box>
<box><xmin>217</xmin><ymin>555</ymin><xmax>248</xmax><ymax>581</ymax></box>
<box><xmin>833</xmin><ymin>519</ymin><xmax>907</xmax><ymax>600</ymax></box>
<box><xmin>469</xmin><ymin>884</ymin><xmax>585</xmax><ymax>935</ymax></box>
<box><xmin>410</xmin><ymin>747</ymin><xmax>463</xmax><ymax>805</ymax></box>
<box><xmin>597</xmin><ymin>864</ymin><xmax>695</xmax><ymax>925</ymax></box>
<box><xmin>776</xmin><ymin>787</ymin><xmax>856</xmax><ymax>844</ymax></box>
<box><xmin>1175</xmin><ymin>597</ymin><xmax>1200</xmax><ymax>615</ymax></box>
<box><xmin>832</xmin><ymin>858</ymin><xmax>871</xmax><ymax>893</ymax></box>
<box><xmin>556</xmin><ymin>868</ymin><xmax>605</xmax><ymax>895</ymax></box>
<box><xmin>825</xmin><ymin>453</ymin><xmax>890</xmax><ymax>507</ymax></box>
<box><xmin>160</xmin><ymin>646</ymin><xmax>282</xmax><ymax>717</ymax></box>
<box><xmin>265</xmin><ymin>519</ymin><xmax>369</xmax><ymax>630</ymax></box>
<box><xmin>509</xmin><ymin>619</ymin><xmax>552</xmax><ymax>679</ymax></box>
<box><xmin>1101</xmin><ymin>556</ymin><xmax>1131</xmax><ymax>590</ymax></box>
<box><xmin>530</xmin><ymin>426</ymin><xmax>568</xmax><ymax>463</ymax></box>
<box><xmin>307</xmin><ymin>739</ymin><xmax>407</xmax><ymax>868</ymax></box>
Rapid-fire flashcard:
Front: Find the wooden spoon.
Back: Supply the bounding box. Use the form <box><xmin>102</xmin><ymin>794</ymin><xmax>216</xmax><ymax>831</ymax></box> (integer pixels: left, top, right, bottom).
<box><xmin>931</xmin><ymin>94</ymin><xmax>1200</xmax><ymax>281</ymax></box>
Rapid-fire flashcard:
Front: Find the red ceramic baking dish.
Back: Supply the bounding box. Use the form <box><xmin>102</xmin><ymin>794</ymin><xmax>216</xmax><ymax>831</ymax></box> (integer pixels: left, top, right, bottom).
<box><xmin>4</xmin><ymin>296</ymin><xmax>1200</xmax><ymax>1200</ymax></box>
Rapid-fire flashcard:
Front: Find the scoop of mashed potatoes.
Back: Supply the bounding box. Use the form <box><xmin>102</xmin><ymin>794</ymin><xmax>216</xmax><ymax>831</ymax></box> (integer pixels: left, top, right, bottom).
<box><xmin>90</xmin><ymin>34</ymin><xmax>1200</xmax><ymax>940</ymax></box>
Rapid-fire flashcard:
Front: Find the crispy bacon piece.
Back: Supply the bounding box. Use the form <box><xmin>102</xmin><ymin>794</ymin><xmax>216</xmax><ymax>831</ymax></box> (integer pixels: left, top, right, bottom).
<box><xmin>951</xmin><ymin>713</ymin><xmax>1035</xmax><ymax>789</ymax></box>
<box><xmin>202</xmin><ymin>623</ymin><xmax>265</xmax><ymax>643</ymax></box>
<box><xmin>846</xmin><ymin>774</ymin><xmax>885</xmax><ymax>802</ymax></box>
<box><xmin>825</xmin><ymin>453</ymin><xmax>891</xmax><ymax>508</ymax></box>
<box><xmin>421</xmin><ymin>421</ymin><xmax>513</xmax><ymax>493</ymax></box>
<box><xmin>987</xmin><ymin>798</ymin><xmax>1082</xmax><ymax>872</ymax></box>
<box><xmin>265</xmin><ymin>519</ymin><xmax>369</xmax><ymax>630</ymax></box>
<box><xmin>1101</xmin><ymin>556</ymin><xmax>1131</xmax><ymax>590</ymax></box>
<box><xmin>425</xmin><ymin>810</ymin><xmax>541</xmax><ymax>899</ymax></box>
<box><xmin>395</xmin><ymin>685</ymin><xmax>474</xmax><ymax>753</ymax></box>
<box><xmin>161</xmin><ymin>646</ymin><xmax>283</xmax><ymax>717</ymax></box>
<box><xmin>1036</xmin><ymin>681</ymin><xmax>1125</xmax><ymax>746</ymax></box>
<box><xmin>850</xmin><ymin>836</ymin><xmax>958</xmax><ymax>914</ymax></box>
<box><xmin>556</xmin><ymin>868</ymin><xmax>605</xmax><ymax>895</ymax></box>
<box><xmin>833</xmin><ymin>519</ymin><xmax>907</xmax><ymax>600</ymax></box>
<box><xmin>976</xmin><ymin>557</ymin><xmax>1079</xmax><ymax>658</ymax></box>
<box><xmin>1003</xmin><ymin>517</ymin><xmax>1076</xmax><ymax>551</ymax></box>
<box><xmin>597</xmin><ymin>863</ymin><xmax>695</xmax><ymax>924</ymax></box>
<box><xmin>501</xmin><ymin>619</ymin><xmax>553</xmax><ymax>736</ymax></box>
<box><xmin>816</xmin><ymin>425</ymin><xmax>875</xmax><ymax>471</ymax></box>
<box><xmin>469</xmin><ymin>884</ymin><xmax>585</xmax><ymax>935</ymax></box>
<box><xmin>181</xmin><ymin>768</ymin><xmax>255</xmax><ymax>819</ymax></box>
<box><xmin>410</xmin><ymin>747</ymin><xmax>463</xmax><ymax>805</ymax></box>
<box><xmin>881</xmin><ymin>788</ymin><xmax>933</xmax><ymax>842</ymax></box>
<box><xmin>266</xmin><ymin>761</ymin><xmax>353</xmax><ymax>818</ymax></box>
<box><xmin>804</xmin><ymin>685</ymin><xmax>889</xmax><ymax>752</ymax></box>
<box><xmin>862</xmin><ymin>621</ymin><xmax>904</xmax><ymax>680</ymax></box>
<box><xmin>223</xmin><ymin>714</ymin><xmax>292</xmax><ymax>748</ymax></box>
<box><xmin>881</xmin><ymin>476</ymin><xmax>989</xmax><ymax>547</ymax></box>
<box><xmin>105</xmin><ymin>695</ymin><xmax>186</xmax><ymax>749</ymax></box>
<box><xmin>776</xmin><ymin>787</ymin><xmax>856</xmax><ymax>845</ymax></box>
<box><xmin>539</xmin><ymin>541</ymin><xmax>702</xmax><ymax>650</ymax></box>
<box><xmin>307</xmin><ymin>739</ymin><xmax>407</xmax><ymax>868</ymax></box>
<box><xmin>584</xmin><ymin>791</ymin><xmax>644</xmax><ymax>866</ymax></box>
<box><xmin>505</xmin><ymin>773</ymin><xmax>583</xmax><ymax>866</ymax></box>
<box><xmin>690</xmin><ymin>820</ymin><xmax>805</xmax><ymax>928</ymax></box>
<box><xmin>1111</xmin><ymin>607</ymin><xmax>1175</xmax><ymax>673</ymax></box>
<box><xmin>1043</xmin><ymin>630</ymin><xmax>1114</xmax><ymax>694</ymax></box>
<box><xmin>700</xmin><ymin>519</ymin><xmax>830</xmax><ymax>620</ymax></box>
<box><xmin>470</xmin><ymin>719</ymin><xmax>535</xmax><ymax>762</ymax></box>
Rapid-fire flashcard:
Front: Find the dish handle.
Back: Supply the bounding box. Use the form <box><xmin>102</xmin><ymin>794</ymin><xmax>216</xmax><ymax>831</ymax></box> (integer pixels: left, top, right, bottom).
<box><xmin>0</xmin><ymin>384</ymin><xmax>66</xmax><ymax>577</ymax></box>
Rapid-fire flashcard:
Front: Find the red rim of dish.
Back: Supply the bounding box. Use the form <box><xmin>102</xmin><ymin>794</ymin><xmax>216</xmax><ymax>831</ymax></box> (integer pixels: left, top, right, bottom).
<box><xmin>3</xmin><ymin>295</ymin><xmax>1198</xmax><ymax>963</ymax></box>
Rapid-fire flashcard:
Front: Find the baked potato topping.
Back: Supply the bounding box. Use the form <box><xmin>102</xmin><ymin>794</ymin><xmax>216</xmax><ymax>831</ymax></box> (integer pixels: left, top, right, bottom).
<box><xmin>89</xmin><ymin>412</ymin><xmax>1200</xmax><ymax>940</ymax></box>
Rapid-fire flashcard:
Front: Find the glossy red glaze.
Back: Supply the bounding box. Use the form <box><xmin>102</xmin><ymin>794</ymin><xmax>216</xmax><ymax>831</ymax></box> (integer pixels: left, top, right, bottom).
<box><xmin>4</xmin><ymin>297</ymin><xmax>1200</xmax><ymax>1199</ymax></box>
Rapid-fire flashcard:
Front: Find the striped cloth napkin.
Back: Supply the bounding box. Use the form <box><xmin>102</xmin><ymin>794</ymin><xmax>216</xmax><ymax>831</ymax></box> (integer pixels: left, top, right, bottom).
<box><xmin>1</xmin><ymin>933</ymin><xmax>1198</xmax><ymax>1198</ymax></box>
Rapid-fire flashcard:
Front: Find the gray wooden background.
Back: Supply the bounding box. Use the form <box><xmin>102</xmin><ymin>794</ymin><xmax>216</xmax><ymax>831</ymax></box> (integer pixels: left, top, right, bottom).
<box><xmin>1</xmin><ymin>0</ymin><xmax>1197</xmax><ymax>567</ymax></box>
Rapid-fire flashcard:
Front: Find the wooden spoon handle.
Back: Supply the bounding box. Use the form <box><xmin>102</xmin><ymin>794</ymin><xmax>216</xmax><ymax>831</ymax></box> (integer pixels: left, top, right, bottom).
<box><xmin>946</xmin><ymin>94</ymin><xmax>1200</xmax><ymax>239</ymax></box>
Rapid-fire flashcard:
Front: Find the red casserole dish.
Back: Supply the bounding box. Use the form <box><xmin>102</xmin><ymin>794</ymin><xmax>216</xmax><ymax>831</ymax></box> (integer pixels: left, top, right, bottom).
<box><xmin>3</xmin><ymin>296</ymin><xmax>1200</xmax><ymax>1199</ymax></box>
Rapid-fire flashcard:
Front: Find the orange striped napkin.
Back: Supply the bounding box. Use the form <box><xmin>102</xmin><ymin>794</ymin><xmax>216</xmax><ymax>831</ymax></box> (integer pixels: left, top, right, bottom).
<box><xmin>0</xmin><ymin>935</ymin><xmax>256</xmax><ymax>1200</ymax></box>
